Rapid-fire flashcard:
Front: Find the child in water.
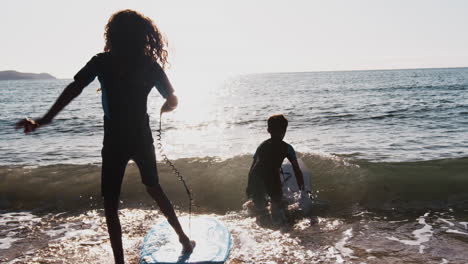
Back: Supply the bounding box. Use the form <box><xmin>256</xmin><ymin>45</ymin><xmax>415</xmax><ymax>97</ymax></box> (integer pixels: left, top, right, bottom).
<box><xmin>15</xmin><ymin>10</ymin><xmax>194</xmax><ymax>264</ymax></box>
<box><xmin>246</xmin><ymin>114</ymin><xmax>305</xmax><ymax>222</ymax></box>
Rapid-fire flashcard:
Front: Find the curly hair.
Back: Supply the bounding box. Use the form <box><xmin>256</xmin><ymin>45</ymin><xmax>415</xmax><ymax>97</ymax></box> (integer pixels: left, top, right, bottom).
<box><xmin>104</xmin><ymin>9</ymin><xmax>168</xmax><ymax>68</ymax></box>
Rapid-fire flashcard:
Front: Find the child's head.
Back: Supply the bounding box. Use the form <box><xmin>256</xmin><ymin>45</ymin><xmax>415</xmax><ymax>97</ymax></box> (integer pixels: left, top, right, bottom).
<box><xmin>104</xmin><ymin>9</ymin><xmax>168</xmax><ymax>68</ymax></box>
<box><xmin>267</xmin><ymin>114</ymin><xmax>288</xmax><ymax>139</ymax></box>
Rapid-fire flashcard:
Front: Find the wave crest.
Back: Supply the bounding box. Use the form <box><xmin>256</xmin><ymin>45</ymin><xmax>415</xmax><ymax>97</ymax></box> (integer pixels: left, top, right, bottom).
<box><xmin>1</xmin><ymin>154</ymin><xmax>467</xmax><ymax>213</ymax></box>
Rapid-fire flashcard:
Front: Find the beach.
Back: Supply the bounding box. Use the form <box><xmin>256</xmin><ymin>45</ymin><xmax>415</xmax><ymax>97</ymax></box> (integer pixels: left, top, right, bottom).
<box><xmin>1</xmin><ymin>68</ymin><xmax>468</xmax><ymax>263</ymax></box>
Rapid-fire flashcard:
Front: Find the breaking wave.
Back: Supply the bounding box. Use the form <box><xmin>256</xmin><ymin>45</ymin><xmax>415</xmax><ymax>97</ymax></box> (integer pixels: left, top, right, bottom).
<box><xmin>1</xmin><ymin>154</ymin><xmax>467</xmax><ymax>214</ymax></box>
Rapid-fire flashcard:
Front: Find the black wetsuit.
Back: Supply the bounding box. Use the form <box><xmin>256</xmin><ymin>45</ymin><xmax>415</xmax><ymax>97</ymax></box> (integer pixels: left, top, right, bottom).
<box><xmin>246</xmin><ymin>138</ymin><xmax>297</xmax><ymax>204</ymax></box>
<box><xmin>74</xmin><ymin>52</ymin><xmax>173</xmax><ymax>200</ymax></box>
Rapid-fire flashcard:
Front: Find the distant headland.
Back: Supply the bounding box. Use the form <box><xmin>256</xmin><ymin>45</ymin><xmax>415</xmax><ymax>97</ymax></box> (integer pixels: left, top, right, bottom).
<box><xmin>0</xmin><ymin>70</ymin><xmax>56</xmax><ymax>80</ymax></box>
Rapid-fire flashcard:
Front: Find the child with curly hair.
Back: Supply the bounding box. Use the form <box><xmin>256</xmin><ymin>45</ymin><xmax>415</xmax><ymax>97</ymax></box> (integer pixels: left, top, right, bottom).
<box><xmin>16</xmin><ymin>9</ymin><xmax>194</xmax><ymax>264</ymax></box>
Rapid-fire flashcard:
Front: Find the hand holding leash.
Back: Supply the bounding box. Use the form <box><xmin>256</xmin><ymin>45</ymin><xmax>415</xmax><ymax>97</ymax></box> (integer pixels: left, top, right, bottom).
<box><xmin>160</xmin><ymin>94</ymin><xmax>178</xmax><ymax>115</ymax></box>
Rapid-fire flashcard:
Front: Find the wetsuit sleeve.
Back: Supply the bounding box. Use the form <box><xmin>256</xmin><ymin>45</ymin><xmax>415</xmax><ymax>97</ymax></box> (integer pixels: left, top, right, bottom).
<box><xmin>73</xmin><ymin>55</ymin><xmax>100</xmax><ymax>88</ymax></box>
<box><xmin>247</xmin><ymin>146</ymin><xmax>261</xmax><ymax>198</ymax></box>
<box><xmin>286</xmin><ymin>144</ymin><xmax>297</xmax><ymax>161</ymax></box>
<box><xmin>153</xmin><ymin>64</ymin><xmax>175</xmax><ymax>99</ymax></box>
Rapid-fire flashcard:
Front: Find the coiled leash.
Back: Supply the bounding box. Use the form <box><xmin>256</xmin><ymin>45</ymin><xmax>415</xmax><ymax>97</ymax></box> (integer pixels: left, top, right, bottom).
<box><xmin>156</xmin><ymin>113</ymin><xmax>193</xmax><ymax>237</ymax></box>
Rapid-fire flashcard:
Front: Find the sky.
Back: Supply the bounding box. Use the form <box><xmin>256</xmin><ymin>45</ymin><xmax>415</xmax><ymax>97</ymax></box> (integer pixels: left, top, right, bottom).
<box><xmin>2</xmin><ymin>0</ymin><xmax>468</xmax><ymax>88</ymax></box>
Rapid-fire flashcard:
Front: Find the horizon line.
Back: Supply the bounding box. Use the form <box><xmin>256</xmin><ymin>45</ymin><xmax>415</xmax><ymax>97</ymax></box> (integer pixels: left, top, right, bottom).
<box><xmin>243</xmin><ymin>66</ymin><xmax>468</xmax><ymax>76</ymax></box>
<box><xmin>2</xmin><ymin>65</ymin><xmax>468</xmax><ymax>80</ymax></box>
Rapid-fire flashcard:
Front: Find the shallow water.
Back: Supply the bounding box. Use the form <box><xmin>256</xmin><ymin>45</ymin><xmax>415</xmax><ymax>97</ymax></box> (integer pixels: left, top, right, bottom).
<box><xmin>1</xmin><ymin>154</ymin><xmax>467</xmax><ymax>263</ymax></box>
<box><xmin>2</xmin><ymin>208</ymin><xmax>468</xmax><ymax>264</ymax></box>
<box><xmin>1</xmin><ymin>68</ymin><xmax>468</xmax><ymax>263</ymax></box>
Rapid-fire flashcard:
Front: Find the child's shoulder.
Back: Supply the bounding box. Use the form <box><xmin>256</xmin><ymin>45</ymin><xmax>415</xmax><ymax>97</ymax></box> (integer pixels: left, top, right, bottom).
<box><xmin>257</xmin><ymin>139</ymin><xmax>291</xmax><ymax>150</ymax></box>
<box><xmin>85</xmin><ymin>52</ymin><xmax>111</xmax><ymax>66</ymax></box>
<box><xmin>283</xmin><ymin>141</ymin><xmax>296</xmax><ymax>152</ymax></box>
<box><xmin>257</xmin><ymin>138</ymin><xmax>271</xmax><ymax>147</ymax></box>
<box><xmin>88</xmin><ymin>52</ymin><xmax>110</xmax><ymax>59</ymax></box>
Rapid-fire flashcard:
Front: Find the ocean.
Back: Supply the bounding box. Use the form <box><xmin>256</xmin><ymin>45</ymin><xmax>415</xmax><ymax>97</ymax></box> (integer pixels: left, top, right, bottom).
<box><xmin>1</xmin><ymin>68</ymin><xmax>468</xmax><ymax>263</ymax></box>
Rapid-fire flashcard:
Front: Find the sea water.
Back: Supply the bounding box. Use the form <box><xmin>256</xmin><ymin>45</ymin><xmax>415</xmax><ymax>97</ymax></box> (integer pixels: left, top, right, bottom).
<box><xmin>1</xmin><ymin>68</ymin><xmax>468</xmax><ymax>263</ymax></box>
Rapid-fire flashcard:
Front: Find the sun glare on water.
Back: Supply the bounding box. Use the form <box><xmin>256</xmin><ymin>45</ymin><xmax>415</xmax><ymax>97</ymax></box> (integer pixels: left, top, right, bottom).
<box><xmin>148</xmin><ymin>74</ymin><xmax>229</xmax><ymax>129</ymax></box>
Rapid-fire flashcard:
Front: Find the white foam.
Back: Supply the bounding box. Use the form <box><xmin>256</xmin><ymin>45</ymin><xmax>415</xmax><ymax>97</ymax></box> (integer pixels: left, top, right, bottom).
<box><xmin>335</xmin><ymin>228</ymin><xmax>355</xmax><ymax>258</ymax></box>
<box><xmin>327</xmin><ymin>228</ymin><xmax>356</xmax><ymax>263</ymax></box>
<box><xmin>387</xmin><ymin>212</ymin><xmax>433</xmax><ymax>253</ymax></box>
<box><xmin>44</xmin><ymin>223</ymin><xmax>73</xmax><ymax>238</ymax></box>
<box><xmin>44</xmin><ymin>220</ymin><xmax>105</xmax><ymax>244</ymax></box>
<box><xmin>459</xmin><ymin>222</ymin><xmax>468</xmax><ymax>230</ymax></box>
<box><xmin>0</xmin><ymin>212</ymin><xmax>42</xmax><ymax>250</ymax></box>
<box><xmin>224</xmin><ymin>215</ymin><xmax>310</xmax><ymax>262</ymax></box>
<box><xmin>0</xmin><ymin>212</ymin><xmax>41</xmax><ymax>225</ymax></box>
<box><xmin>353</xmin><ymin>211</ymin><xmax>367</xmax><ymax>217</ymax></box>
<box><xmin>0</xmin><ymin>235</ymin><xmax>20</xmax><ymax>250</ymax></box>
<box><xmin>388</xmin><ymin>219</ymin><xmax>408</xmax><ymax>224</ymax></box>
<box><xmin>326</xmin><ymin>247</ymin><xmax>344</xmax><ymax>263</ymax></box>
<box><xmin>446</xmin><ymin>229</ymin><xmax>468</xmax><ymax>236</ymax></box>
<box><xmin>438</xmin><ymin>218</ymin><xmax>454</xmax><ymax>226</ymax></box>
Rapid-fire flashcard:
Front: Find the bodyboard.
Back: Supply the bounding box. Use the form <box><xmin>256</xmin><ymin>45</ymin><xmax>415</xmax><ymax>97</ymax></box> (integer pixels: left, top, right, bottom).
<box><xmin>281</xmin><ymin>159</ymin><xmax>314</xmax><ymax>214</ymax></box>
<box><xmin>140</xmin><ymin>217</ymin><xmax>231</xmax><ymax>264</ymax></box>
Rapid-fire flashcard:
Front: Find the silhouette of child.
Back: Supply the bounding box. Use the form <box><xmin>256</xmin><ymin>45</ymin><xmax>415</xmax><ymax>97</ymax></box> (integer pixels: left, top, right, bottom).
<box><xmin>246</xmin><ymin>114</ymin><xmax>305</xmax><ymax>222</ymax></box>
<box><xmin>15</xmin><ymin>9</ymin><xmax>194</xmax><ymax>264</ymax></box>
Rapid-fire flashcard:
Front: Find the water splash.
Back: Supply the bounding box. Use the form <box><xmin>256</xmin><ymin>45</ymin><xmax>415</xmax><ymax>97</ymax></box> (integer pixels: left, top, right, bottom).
<box><xmin>387</xmin><ymin>212</ymin><xmax>433</xmax><ymax>253</ymax></box>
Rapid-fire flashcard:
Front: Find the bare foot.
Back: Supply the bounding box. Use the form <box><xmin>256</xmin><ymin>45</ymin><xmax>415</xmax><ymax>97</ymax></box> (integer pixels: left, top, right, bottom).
<box><xmin>180</xmin><ymin>236</ymin><xmax>196</xmax><ymax>254</ymax></box>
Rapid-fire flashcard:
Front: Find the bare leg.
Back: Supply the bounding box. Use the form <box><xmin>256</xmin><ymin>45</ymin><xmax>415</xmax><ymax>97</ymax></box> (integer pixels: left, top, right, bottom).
<box><xmin>146</xmin><ymin>185</ymin><xmax>194</xmax><ymax>253</ymax></box>
<box><xmin>104</xmin><ymin>198</ymin><xmax>124</xmax><ymax>264</ymax></box>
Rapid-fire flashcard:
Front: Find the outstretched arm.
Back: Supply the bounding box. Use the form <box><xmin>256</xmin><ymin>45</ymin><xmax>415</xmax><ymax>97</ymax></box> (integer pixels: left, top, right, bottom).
<box><xmin>290</xmin><ymin>160</ymin><xmax>305</xmax><ymax>191</ymax></box>
<box><xmin>15</xmin><ymin>81</ymin><xmax>86</xmax><ymax>133</ymax></box>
